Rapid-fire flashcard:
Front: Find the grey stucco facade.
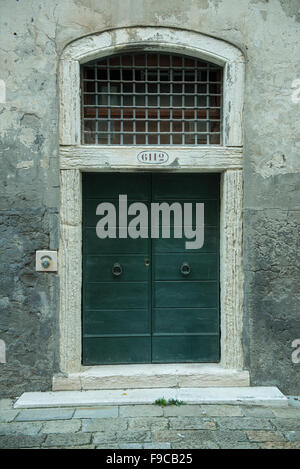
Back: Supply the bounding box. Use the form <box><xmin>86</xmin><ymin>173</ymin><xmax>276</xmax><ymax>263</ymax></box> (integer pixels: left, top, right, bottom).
<box><xmin>0</xmin><ymin>0</ymin><xmax>299</xmax><ymax>397</ymax></box>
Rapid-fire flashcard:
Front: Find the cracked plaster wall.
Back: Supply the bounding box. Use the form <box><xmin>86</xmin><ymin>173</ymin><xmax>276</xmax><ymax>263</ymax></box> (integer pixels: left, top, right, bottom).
<box><xmin>0</xmin><ymin>0</ymin><xmax>299</xmax><ymax>395</ymax></box>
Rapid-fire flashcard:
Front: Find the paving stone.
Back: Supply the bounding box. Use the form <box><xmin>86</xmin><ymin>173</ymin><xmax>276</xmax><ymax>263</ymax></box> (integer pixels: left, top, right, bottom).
<box><xmin>92</xmin><ymin>432</ymin><xmax>118</xmax><ymax>444</ymax></box>
<box><xmin>43</xmin><ymin>432</ymin><xmax>92</xmax><ymax>447</ymax></box>
<box><xmin>271</xmin><ymin>407</ymin><xmax>300</xmax><ymax>418</ymax></box>
<box><xmin>215</xmin><ymin>417</ymin><xmax>272</xmax><ymax>430</ymax></box>
<box><xmin>261</xmin><ymin>442</ymin><xmax>300</xmax><ymax>449</ymax></box>
<box><xmin>96</xmin><ymin>444</ymin><xmax>121</xmax><ymax>449</ymax></box>
<box><xmin>74</xmin><ymin>406</ymin><xmax>118</xmax><ymax>419</ymax></box>
<box><xmin>42</xmin><ymin>445</ymin><xmax>96</xmax><ymax>449</ymax></box>
<box><xmin>1</xmin><ymin>402</ymin><xmax>299</xmax><ymax>450</ymax></box>
<box><xmin>217</xmin><ymin>442</ymin><xmax>261</xmax><ymax>449</ymax></box>
<box><xmin>144</xmin><ymin>442</ymin><xmax>171</xmax><ymax>449</ymax></box>
<box><xmin>246</xmin><ymin>430</ymin><xmax>285</xmax><ymax>442</ymax></box>
<box><xmin>0</xmin><ymin>409</ymin><xmax>19</xmax><ymax>422</ymax></box>
<box><xmin>213</xmin><ymin>430</ymin><xmax>248</xmax><ymax>445</ymax></box>
<box><xmin>152</xmin><ymin>429</ymin><xmax>213</xmax><ymax>442</ymax></box>
<box><xmin>0</xmin><ymin>399</ymin><xmax>14</xmax><ymax>409</ymax></box>
<box><xmin>200</xmin><ymin>405</ymin><xmax>243</xmax><ymax>417</ymax></box>
<box><xmin>287</xmin><ymin>396</ymin><xmax>300</xmax><ymax>408</ymax></box>
<box><xmin>271</xmin><ymin>418</ymin><xmax>300</xmax><ymax>431</ymax></box>
<box><xmin>115</xmin><ymin>430</ymin><xmax>152</xmax><ymax>443</ymax></box>
<box><xmin>41</xmin><ymin>419</ymin><xmax>81</xmax><ymax>434</ymax></box>
<box><xmin>163</xmin><ymin>405</ymin><xmax>204</xmax><ymax>417</ymax></box>
<box><xmin>0</xmin><ymin>422</ymin><xmax>42</xmax><ymax>435</ymax></box>
<box><xmin>0</xmin><ymin>434</ymin><xmax>46</xmax><ymax>449</ymax></box>
<box><xmin>120</xmin><ymin>405</ymin><xmax>163</xmax><ymax>417</ymax></box>
<box><xmin>284</xmin><ymin>430</ymin><xmax>300</xmax><ymax>442</ymax></box>
<box><xmin>82</xmin><ymin>418</ymin><xmax>127</xmax><ymax>433</ymax></box>
<box><xmin>119</xmin><ymin>443</ymin><xmax>143</xmax><ymax>449</ymax></box>
<box><xmin>93</xmin><ymin>430</ymin><xmax>151</xmax><ymax>445</ymax></box>
<box><xmin>240</xmin><ymin>406</ymin><xmax>276</xmax><ymax>418</ymax></box>
<box><xmin>169</xmin><ymin>417</ymin><xmax>216</xmax><ymax>430</ymax></box>
<box><xmin>171</xmin><ymin>441</ymin><xmax>219</xmax><ymax>449</ymax></box>
<box><xmin>16</xmin><ymin>408</ymin><xmax>75</xmax><ymax>422</ymax></box>
<box><xmin>128</xmin><ymin>417</ymin><xmax>169</xmax><ymax>431</ymax></box>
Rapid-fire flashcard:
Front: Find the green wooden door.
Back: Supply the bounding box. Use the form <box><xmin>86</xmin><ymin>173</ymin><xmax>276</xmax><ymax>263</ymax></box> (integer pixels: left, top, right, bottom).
<box><xmin>82</xmin><ymin>173</ymin><xmax>220</xmax><ymax>365</ymax></box>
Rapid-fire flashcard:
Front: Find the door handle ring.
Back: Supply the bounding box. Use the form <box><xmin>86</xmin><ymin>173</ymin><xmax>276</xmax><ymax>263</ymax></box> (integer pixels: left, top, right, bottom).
<box><xmin>112</xmin><ymin>262</ymin><xmax>122</xmax><ymax>277</ymax></box>
<box><xmin>180</xmin><ymin>262</ymin><xmax>191</xmax><ymax>276</ymax></box>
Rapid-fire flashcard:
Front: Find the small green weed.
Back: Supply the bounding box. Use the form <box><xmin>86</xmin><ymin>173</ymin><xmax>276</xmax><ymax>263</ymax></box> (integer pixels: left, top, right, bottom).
<box><xmin>154</xmin><ymin>397</ymin><xmax>186</xmax><ymax>407</ymax></box>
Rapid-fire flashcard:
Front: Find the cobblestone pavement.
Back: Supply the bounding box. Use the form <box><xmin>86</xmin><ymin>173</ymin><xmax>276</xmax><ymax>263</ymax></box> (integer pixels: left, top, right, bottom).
<box><xmin>0</xmin><ymin>398</ymin><xmax>300</xmax><ymax>449</ymax></box>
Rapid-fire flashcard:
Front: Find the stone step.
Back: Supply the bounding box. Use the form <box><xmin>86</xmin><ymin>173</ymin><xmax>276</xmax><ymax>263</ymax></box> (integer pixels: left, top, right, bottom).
<box><xmin>14</xmin><ymin>386</ymin><xmax>288</xmax><ymax>409</ymax></box>
<box><xmin>52</xmin><ymin>364</ymin><xmax>250</xmax><ymax>391</ymax></box>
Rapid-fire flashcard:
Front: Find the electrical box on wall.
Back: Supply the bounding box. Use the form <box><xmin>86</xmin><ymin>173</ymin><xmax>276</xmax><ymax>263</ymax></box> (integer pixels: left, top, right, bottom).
<box><xmin>36</xmin><ymin>251</ymin><xmax>58</xmax><ymax>272</ymax></box>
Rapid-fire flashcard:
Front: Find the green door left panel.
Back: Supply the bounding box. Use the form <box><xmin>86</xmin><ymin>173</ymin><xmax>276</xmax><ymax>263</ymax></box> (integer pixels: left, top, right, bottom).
<box><xmin>82</xmin><ymin>173</ymin><xmax>152</xmax><ymax>364</ymax></box>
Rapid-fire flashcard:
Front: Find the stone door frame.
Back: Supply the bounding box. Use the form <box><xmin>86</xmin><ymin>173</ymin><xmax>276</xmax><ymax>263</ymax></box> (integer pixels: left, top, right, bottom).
<box><xmin>58</xmin><ymin>26</ymin><xmax>245</xmax><ymax>376</ymax></box>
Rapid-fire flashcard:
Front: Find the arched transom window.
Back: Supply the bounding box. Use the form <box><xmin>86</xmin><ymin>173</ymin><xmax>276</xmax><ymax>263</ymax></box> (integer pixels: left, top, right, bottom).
<box><xmin>81</xmin><ymin>52</ymin><xmax>223</xmax><ymax>146</ymax></box>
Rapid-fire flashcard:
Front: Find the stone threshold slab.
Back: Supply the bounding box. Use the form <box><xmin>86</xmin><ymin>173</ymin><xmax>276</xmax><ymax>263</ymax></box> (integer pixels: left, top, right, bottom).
<box><xmin>14</xmin><ymin>386</ymin><xmax>288</xmax><ymax>409</ymax></box>
<box><xmin>52</xmin><ymin>364</ymin><xmax>250</xmax><ymax>391</ymax></box>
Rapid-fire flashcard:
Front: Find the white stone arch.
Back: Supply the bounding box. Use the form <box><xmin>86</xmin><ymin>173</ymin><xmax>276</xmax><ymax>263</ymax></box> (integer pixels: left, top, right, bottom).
<box><xmin>60</xmin><ymin>26</ymin><xmax>245</xmax><ymax>147</ymax></box>
<box><xmin>57</xmin><ymin>27</ymin><xmax>248</xmax><ymax>389</ymax></box>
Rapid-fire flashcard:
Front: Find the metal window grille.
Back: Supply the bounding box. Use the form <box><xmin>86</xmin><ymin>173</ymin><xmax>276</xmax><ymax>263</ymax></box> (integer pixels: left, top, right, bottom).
<box><xmin>81</xmin><ymin>52</ymin><xmax>223</xmax><ymax>145</ymax></box>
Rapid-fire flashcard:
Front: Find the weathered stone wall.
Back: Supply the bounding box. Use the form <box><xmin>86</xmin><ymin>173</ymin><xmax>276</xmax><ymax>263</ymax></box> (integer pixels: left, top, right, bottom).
<box><xmin>0</xmin><ymin>0</ymin><xmax>299</xmax><ymax>396</ymax></box>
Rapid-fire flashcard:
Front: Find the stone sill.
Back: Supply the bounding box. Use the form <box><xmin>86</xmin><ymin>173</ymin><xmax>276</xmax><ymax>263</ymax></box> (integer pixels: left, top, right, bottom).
<box><xmin>53</xmin><ymin>363</ymin><xmax>250</xmax><ymax>391</ymax></box>
<box><xmin>14</xmin><ymin>386</ymin><xmax>288</xmax><ymax>409</ymax></box>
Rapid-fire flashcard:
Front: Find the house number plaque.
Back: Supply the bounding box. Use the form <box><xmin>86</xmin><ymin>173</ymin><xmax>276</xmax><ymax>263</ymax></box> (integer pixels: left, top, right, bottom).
<box><xmin>137</xmin><ymin>151</ymin><xmax>169</xmax><ymax>164</ymax></box>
